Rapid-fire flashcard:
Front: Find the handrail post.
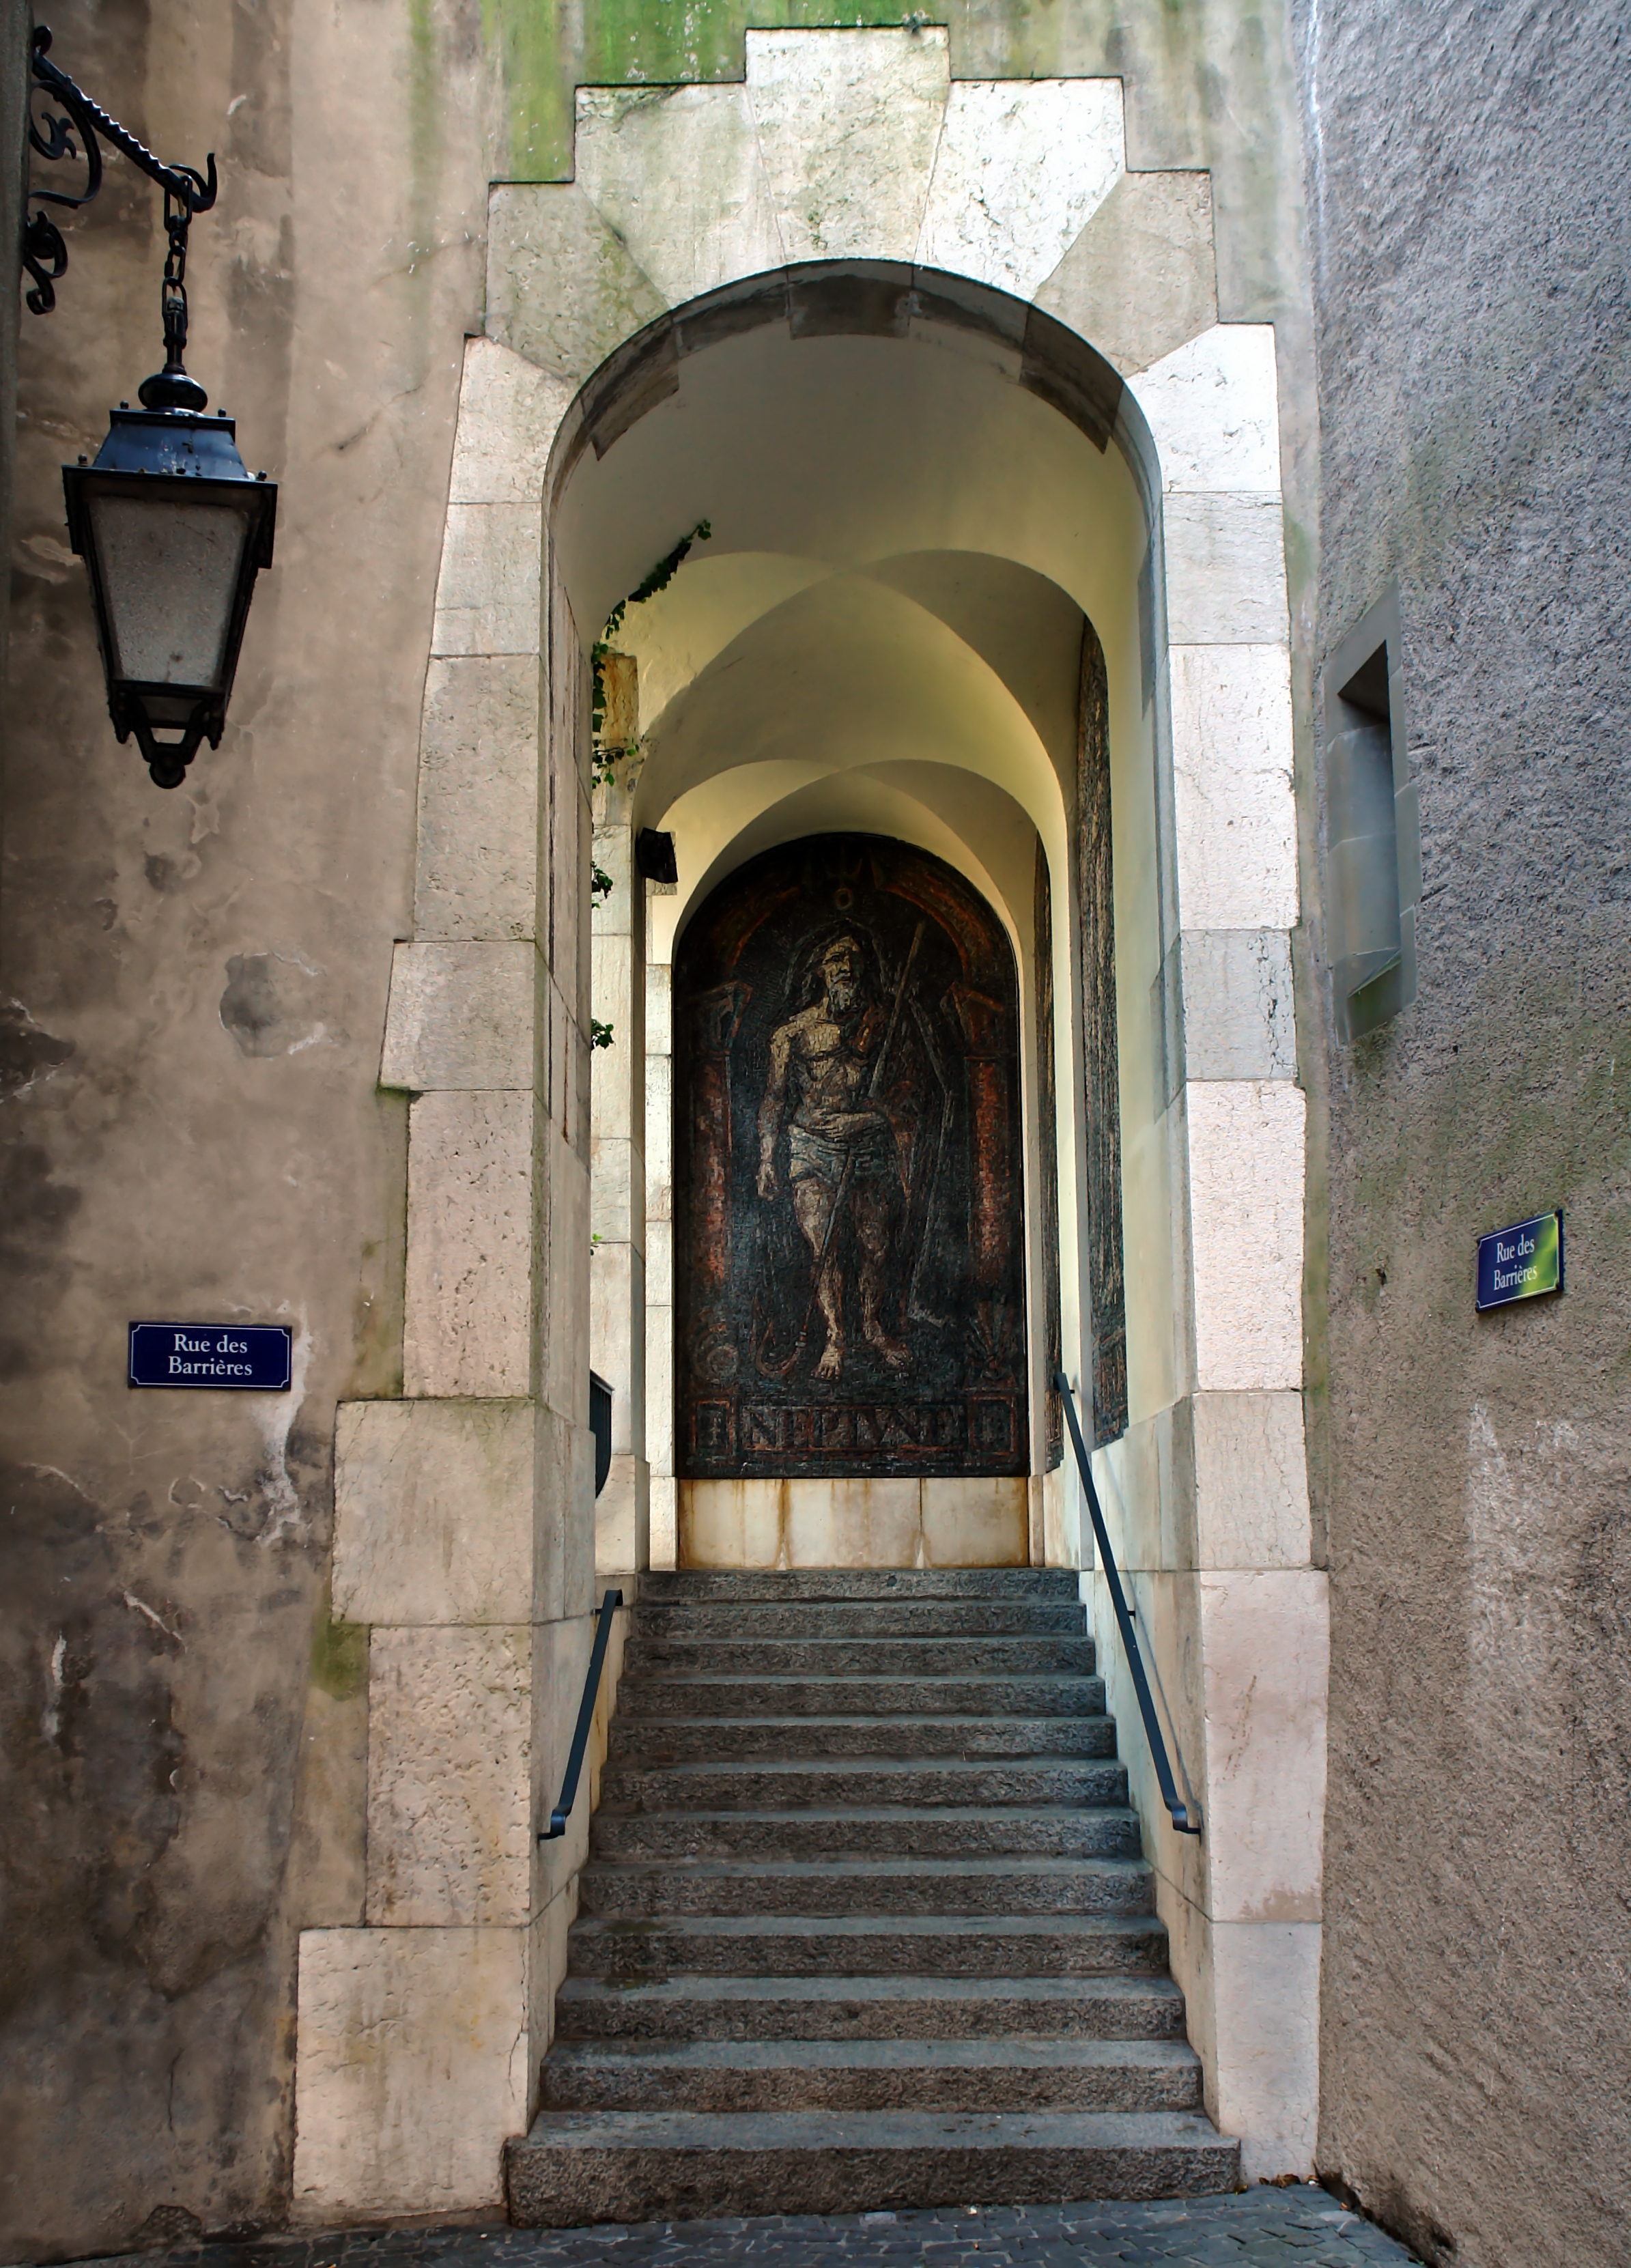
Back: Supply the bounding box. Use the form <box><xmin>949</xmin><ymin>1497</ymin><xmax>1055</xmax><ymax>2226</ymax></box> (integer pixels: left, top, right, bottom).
<box><xmin>538</xmin><ymin>1586</ymin><xmax>624</xmax><ymax>1842</ymax></box>
<box><xmin>1054</xmin><ymin>1371</ymin><xmax>1202</xmax><ymax>1837</ymax></box>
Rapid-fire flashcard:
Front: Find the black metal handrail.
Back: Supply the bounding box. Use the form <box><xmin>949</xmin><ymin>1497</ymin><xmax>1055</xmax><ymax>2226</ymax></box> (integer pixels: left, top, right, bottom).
<box><xmin>1055</xmin><ymin>1371</ymin><xmax>1202</xmax><ymax>1837</ymax></box>
<box><xmin>538</xmin><ymin>1586</ymin><xmax>624</xmax><ymax>1842</ymax></box>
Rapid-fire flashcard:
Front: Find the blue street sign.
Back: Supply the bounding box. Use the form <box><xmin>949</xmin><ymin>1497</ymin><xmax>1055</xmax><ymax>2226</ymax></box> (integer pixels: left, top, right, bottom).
<box><xmin>1475</xmin><ymin>1213</ymin><xmax>1563</xmax><ymax>1313</ymax></box>
<box><xmin>129</xmin><ymin>1322</ymin><xmax>293</xmax><ymax>1390</ymax></box>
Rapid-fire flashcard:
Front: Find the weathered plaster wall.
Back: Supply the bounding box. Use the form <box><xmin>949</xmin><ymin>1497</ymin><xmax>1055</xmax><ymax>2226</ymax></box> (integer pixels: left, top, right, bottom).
<box><xmin>3</xmin><ymin>0</ymin><xmax>1326</xmax><ymax>2248</ymax></box>
<box><xmin>1293</xmin><ymin>2</ymin><xmax>1631</xmax><ymax>2261</ymax></box>
<box><xmin>1</xmin><ymin>0</ymin><xmax>27</xmax><ymax>698</ymax></box>
<box><xmin>1</xmin><ymin>0</ymin><xmax>490</xmax><ymax>2252</ymax></box>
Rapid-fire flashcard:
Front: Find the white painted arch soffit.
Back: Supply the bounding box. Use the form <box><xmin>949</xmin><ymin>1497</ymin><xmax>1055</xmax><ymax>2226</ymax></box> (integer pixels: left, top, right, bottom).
<box><xmin>621</xmin><ymin>563</ymin><xmax>1081</xmax><ymax>943</ymax></box>
<box><xmin>548</xmin><ymin>311</ymin><xmax>1154</xmax><ymax>943</ymax></box>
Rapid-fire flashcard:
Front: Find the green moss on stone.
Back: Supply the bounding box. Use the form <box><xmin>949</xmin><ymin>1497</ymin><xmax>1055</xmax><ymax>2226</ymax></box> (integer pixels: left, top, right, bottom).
<box><xmin>312</xmin><ymin>1604</ymin><xmax>369</xmax><ymax>1701</ymax></box>
<box><xmin>483</xmin><ymin>0</ymin><xmax>937</xmax><ymax>180</ymax></box>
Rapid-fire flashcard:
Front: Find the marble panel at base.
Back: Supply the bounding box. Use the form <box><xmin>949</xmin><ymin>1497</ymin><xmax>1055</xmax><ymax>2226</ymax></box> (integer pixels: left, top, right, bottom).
<box><xmin>785</xmin><ymin>1477</ymin><xmax>921</xmax><ymax>1567</ymax></box>
<box><xmin>677</xmin><ymin>1473</ymin><xmax>1031</xmax><ymax>1567</ymax></box>
<box><xmin>292</xmin><ymin>1925</ymin><xmax>526</xmax><ymax>2218</ymax></box>
<box><xmin>1209</xmin><ymin>1918</ymin><xmax>1322</xmax><ymax>2179</ymax></box>
<box><xmin>679</xmin><ymin>1477</ymin><xmax>786</xmax><ymax>1568</ymax></box>
<box><xmin>920</xmin><ymin>1475</ymin><xmax>1030</xmax><ymax>1566</ymax></box>
<box><xmin>365</xmin><ymin>1626</ymin><xmax>531</xmax><ymax>1927</ymax></box>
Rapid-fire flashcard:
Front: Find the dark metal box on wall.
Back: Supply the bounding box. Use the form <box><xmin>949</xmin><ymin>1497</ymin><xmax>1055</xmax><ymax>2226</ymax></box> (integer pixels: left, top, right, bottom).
<box><xmin>675</xmin><ymin>834</ymin><xmax>1027</xmax><ymax>1480</ymax></box>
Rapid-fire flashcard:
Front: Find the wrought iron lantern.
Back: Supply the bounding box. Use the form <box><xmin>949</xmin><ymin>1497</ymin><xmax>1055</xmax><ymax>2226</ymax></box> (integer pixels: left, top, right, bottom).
<box><xmin>26</xmin><ymin>26</ymin><xmax>277</xmax><ymax>789</ymax></box>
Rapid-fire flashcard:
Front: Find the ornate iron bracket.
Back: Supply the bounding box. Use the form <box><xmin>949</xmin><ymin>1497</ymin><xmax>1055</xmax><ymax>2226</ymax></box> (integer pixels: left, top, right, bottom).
<box><xmin>24</xmin><ymin>23</ymin><xmax>217</xmax><ymax>334</ymax></box>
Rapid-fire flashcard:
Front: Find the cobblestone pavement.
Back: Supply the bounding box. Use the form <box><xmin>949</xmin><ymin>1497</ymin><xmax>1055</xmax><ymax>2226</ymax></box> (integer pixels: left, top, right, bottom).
<box><xmin>86</xmin><ymin>2189</ymin><xmax>1420</xmax><ymax>2268</ymax></box>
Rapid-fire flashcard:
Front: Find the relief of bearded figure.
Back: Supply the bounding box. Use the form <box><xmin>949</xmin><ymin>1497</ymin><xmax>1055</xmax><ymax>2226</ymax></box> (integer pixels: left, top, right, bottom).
<box><xmin>754</xmin><ymin>929</ymin><xmax>922</xmax><ymax>1383</ymax></box>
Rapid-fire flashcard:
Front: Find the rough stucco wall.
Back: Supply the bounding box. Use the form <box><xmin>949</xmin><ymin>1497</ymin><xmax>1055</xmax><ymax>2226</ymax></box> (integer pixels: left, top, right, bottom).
<box><xmin>1294</xmin><ymin>3</ymin><xmax>1631</xmax><ymax>2262</ymax></box>
<box><xmin>0</xmin><ymin>0</ymin><xmax>490</xmax><ymax>2252</ymax></box>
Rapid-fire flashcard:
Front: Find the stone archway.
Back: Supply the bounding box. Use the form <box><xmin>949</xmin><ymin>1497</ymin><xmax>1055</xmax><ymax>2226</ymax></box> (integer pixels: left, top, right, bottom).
<box><xmin>304</xmin><ymin>30</ymin><xmax>1323</xmax><ymax>2220</ymax></box>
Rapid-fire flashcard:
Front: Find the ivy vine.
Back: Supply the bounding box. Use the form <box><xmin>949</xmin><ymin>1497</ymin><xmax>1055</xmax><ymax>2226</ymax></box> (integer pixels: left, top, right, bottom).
<box><xmin>590</xmin><ymin>518</ymin><xmax>713</xmax><ymax>782</ymax></box>
<box><xmin>591</xmin><ymin>1018</ymin><xmax>615</xmax><ymax>1052</ymax></box>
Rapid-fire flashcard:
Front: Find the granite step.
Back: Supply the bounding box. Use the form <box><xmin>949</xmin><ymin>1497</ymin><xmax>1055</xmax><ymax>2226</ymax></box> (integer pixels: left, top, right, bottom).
<box><xmin>506</xmin><ymin>2107</ymin><xmax>1237</xmax><ymax>2226</ymax></box>
<box><xmin>576</xmin><ymin>1854</ymin><xmax>1154</xmax><ymax>1920</ymax></box>
<box><xmin>607</xmin><ymin>1713</ymin><xmax>1120</xmax><ymax>1763</ymax></box>
<box><xmin>636</xmin><ymin>1570</ymin><xmax>1082</xmax><ymax>1602</ymax></box>
<box><xmin>589</xmin><ymin>1804</ymin><xmax>1143</xmax><ymax>1863</ymax></box>
<box><xmin>563</xmin><ymin>1912</ymin><xmax>1174</xmax><ymax>1983</ymax></box>
<box><xmin>621</xmin><ymin>1635</ymin><xmax>1098</xmax><ymax>1677</ymax></box>
<box><xmin>524</xmin><ymin>1567</ymin><xmax>1235</xmax><ymax>2228</ymax></box>
<box><xmin>554</xmin><ymin>1970</ymin><xmax>1187</xmax><ymax>2040</ymax></box>
<box><xmin>634</xmin><ymin>1599</ymin><xmax>1088</xmax><ymax>1641</ymax></box>
<box><xmin>599</xmin><ymin>1756</ymin><xmax>1130</xmax><ymax>1811</ymax></box>
<box><xmin>539</xmin><ymin>2037</ymin><xmax>1206</xmax><ymax>2114</ymax></box>
<box><xmin>616</xmin><ymin>1675</ymin><xmax>1107</xmax><ymax>1719</ymax></box>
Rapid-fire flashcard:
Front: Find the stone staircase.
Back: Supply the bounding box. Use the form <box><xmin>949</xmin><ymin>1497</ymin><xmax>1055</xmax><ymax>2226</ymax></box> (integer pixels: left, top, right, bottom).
<box><xmin>506</xmin><ymin>1568</ymin><xmax>1237</xmax><ymax>2224</ymax></box>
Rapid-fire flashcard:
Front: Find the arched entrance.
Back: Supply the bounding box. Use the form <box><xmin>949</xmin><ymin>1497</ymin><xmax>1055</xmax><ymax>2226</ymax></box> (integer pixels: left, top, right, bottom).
<box><xmin>312</xmin><ymin>37</ymin><xmax>1321</xmax><ymax>2212</ymax></box>
<box><xmin>546</xmin><ymin>268</ymin><xmax>1157</xmax><ymax>1587</ymax></box>
<box><xmin>675</xmin><ymin>834</ymin><xmax>1030</xmax><ymax>1567</ymax></box>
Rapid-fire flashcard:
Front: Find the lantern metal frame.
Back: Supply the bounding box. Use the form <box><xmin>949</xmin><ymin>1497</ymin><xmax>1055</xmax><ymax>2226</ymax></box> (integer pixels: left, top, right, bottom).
<box><xmin>24</xmin><ymin>24</ymin><xmax>278</xmax><ymax>789</ymax></box>
<box><xmin>61</xmin><ymin>411</ymin><xmax>277</xmax><ymax>787</ymax></box>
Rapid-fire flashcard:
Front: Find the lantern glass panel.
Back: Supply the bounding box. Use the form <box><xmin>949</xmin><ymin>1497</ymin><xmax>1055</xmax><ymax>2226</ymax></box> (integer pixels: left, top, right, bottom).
<box><xmin>88</xmin><ymin>492</ymin><xmax>253</xmax><ymax>690</ymax></box>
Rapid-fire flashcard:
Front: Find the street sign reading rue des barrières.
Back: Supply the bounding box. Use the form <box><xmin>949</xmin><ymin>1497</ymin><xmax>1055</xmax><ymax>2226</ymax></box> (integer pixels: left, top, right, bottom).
<box><xmin>128</xmin><ymin>1322</ymin><xmax>293</xmax><ymax>1389</ymax></box>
